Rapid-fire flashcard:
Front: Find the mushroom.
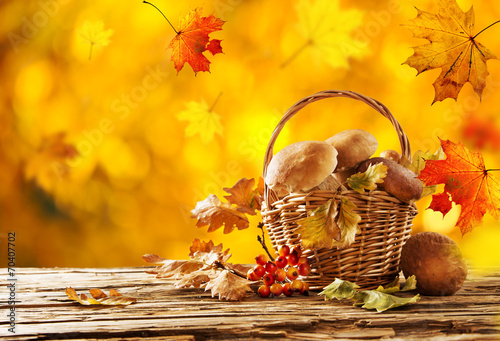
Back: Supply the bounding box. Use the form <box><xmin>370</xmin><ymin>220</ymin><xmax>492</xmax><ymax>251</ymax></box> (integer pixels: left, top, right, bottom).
<box><xmin>380</xmin><ymin>149</ymin><xmax>401</xmax><ymax>163</ymax></box>
<box><xmin>356</xmin><ymin>157</ymin><xmax>423</xmax><ymax>203</ymax></box>
<box><xmin>400</xmin><ymin>232</ymin><xmax>467</xmax><ymax>296</ymax></box>
<box><xmin>265</xmin><ymin>140</ymin><xmax>338</xmax><ymax>196</ymax></box>
<box><xmin>310</xmin><ymin>174</ymin><xmax>342</xmax><ymax>192</ymax></box>
<box><xmin>325</xmin><ymin>129</ymin><xmax>378</xmax><ymax>171</ymax></box>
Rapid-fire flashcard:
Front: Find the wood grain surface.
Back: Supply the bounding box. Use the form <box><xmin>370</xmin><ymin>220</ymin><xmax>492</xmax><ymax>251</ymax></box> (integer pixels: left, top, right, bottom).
<box><xmin>1</xmin><ymin>266</ymin><xmax>499</xmax><ymax>340</ymax></box>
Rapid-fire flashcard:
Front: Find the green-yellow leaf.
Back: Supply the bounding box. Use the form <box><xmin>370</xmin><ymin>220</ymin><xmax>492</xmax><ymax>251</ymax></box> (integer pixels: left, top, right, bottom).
<box><xmin>353</xmin><ymin>290</ymin><xmax>420</xmax><ymax>313</ymax></box>
<box><xmin>346</xmin><ymin>163</ymin><xmax>387</xmax><ymax>194</ymax></box>
<box><xmin>319</xmin><ymin>278</ymin><xmax>359</xmax><ymax>300</ymax></box>
<box><xmin>319</xmin><ymin>278</ymin><xmax>420</xmax><ymax>313</ymax></box>
<box><xmin>336</xmin><ymin>196</ymin><xmax>361</xmax><ymax>248</ymax></box>
<box><xmin>409</xmin><ymin>149</ymin><xmax>445</xmax><ymax>198</ymax></box>
<box><xmin>297</xmin><ymin>199</ymin><xmax>341</xmax><ymax>249</ymax></box>
<box><xmin>375</xmin><ymin>275</ymin><xmax>417</xmax><ymax>294</ymax></box>
<box><xmin>177</xmin><ymin>100</ymin><xmax>223</xmax><ymax>144</ymax></box>
<box><xmin>401</xmin><ymin>275</ymin><xmax>418</xmax><ymax>292</ymax></box>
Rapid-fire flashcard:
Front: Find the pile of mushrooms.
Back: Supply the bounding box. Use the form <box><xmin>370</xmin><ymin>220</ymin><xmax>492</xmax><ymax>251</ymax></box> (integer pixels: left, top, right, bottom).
<box><xmin>265</xmin><ymin>129</ymin><xmax>423</xmax><ymax>203</ymax></box>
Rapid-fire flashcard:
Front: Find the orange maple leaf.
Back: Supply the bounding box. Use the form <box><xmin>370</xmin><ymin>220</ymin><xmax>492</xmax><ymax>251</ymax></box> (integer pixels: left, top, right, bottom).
<box><xmin>403</xmin><ymin>0</ymin><xmax>498</xmax><ymax>103</ymax></box>
<box><xmin>418</xmin><ymin>139</ymin><xmax>500</xmax><ymax>235</ymax></box>
<box><xmin>223</xmin><ymin>178</ymin><xmax>263</xmax><ymax>216</ymax></box>
<box><xmin>168</xmin><ymin>7</ymin><xmax>225</xmax><ymax>74</ymax></box>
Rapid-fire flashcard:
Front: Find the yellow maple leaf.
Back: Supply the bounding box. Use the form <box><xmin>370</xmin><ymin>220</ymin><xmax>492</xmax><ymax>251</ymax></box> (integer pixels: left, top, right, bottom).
<box><xmin>283</xmin><ymin>0</ymin><xmax>367</xmax><ymax>68</ymax></box>
<box><xmin>79</xmin><ymin>20</ymin><xmax>114</xmax><ymax>60</ymax></box>
<box><xmin>177</xmin><ymin>97</ymin><xmax>223</xmax><ymax>144</ymax></box>
<box><xmin>403</xmin><ymin>0</ymin><xmax>498</xmax><ymax>103</ymax></box>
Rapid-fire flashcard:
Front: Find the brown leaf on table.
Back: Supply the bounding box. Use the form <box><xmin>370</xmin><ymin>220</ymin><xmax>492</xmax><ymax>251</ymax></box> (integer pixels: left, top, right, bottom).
<box><xmin>204</xmin><ymin>269</ymin><xmax>253</xmax><ymax>301</ymax></box>
<box><xmin>223</xmin><ymin>177</ymin><xmax>263</xmax><ymax>215</ymax></box>
<box><xmin>403</xmin><ymin>0</ymin><xmax>497</xmax><ymax>103</ymax></box>
<box><xmin>191</xmin><ymin>194</ymin><xmax>249</xmax><ymax>233</ymax></box>
<box><xmin>189</xmin><ymin>238</ymin><xmax>224</xmax><ymax>258</ymax></box>
<box><xmin>65</xmin><ymin>287</ymin><xmax>136</xmax><ymax>306</ymax></box>
<box><xmin>418</xmin><ymin>138</ymin><xmax>500</xmax><ymax>234</ymax></box>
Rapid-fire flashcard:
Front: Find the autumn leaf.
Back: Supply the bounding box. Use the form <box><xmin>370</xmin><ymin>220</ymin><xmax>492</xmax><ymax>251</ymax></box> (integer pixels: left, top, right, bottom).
<box><xmin>418</xmin><ymin>139</ymin><xmax>500</xmax><ymax>234</ymax></box>
<box><xmin>403</xmin><ymin>0</ymin><xmax>498</xmax><ymax>103</ymax></box>
<box><xmin>297</xmin><ymin>199</ymin><xmax>341</xmax><ymax>249</ymax></box>
<box><xmin>336</xmin><ymin>196</ymin><xmax>361</xmax><ymax>248</ymax></box>
<box><xmin>204</xmin><ymin>269</ymin><xmax>253</xmax><ymax>301</ymax></box>
<box><xmin>297</xmin><ymin>197</ymin><xmax>360</xmax><ymax>250</ymax></box>
<box><xmin>283</xmin><ymin>0</ymin><xmax>367</xmax><ymax>68</ymax></box>
<box><xmin>191</xmin><ymin>194</ymin><xmax>249</xmax><ymax>233</ymax></box>
<box><xmin>143</xmin><ymin>239</ymin><xmax>252</xmax><ymax>300</ymax></box>
<box><xmin>223</xmin><ymin>177</ymin><xmax>263</xmax><ymax>215</ymax></box>
<box><xmin>346</xmin><ymin>163</ymin><xmax>387</xmax><ymax>194</ymax></box>
<box><xmin>319</xmin><ymin>278</ymin><xmax>420</xmax><ymax>313</ymax></box>
<box><xmin>408</xmin><ymin>148</ymin><xmax>445</xmax><ymax>198</ymax></box>
<box><xmin>463</xmin><ymin>114</ymin><xmax>500</xmax><ymax>151</ymax></box>
<box><xmin>177</xmin><ymin>97</ymin><xmax>223</xmax><ymax>144</ymax></box>
<box><xmin>65</xmin><ymin>287</ymin><xmax>136</xmax><ymax>306</ymax></box>
<box><xmin>79</xmin><ymin>20</ymin><xmax>113</xmax><ymax>60</ymax></box>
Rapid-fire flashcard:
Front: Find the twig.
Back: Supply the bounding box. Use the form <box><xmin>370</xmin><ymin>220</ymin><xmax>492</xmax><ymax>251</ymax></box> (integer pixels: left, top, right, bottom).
<box><xmin>212</xmin><ymin>260</ymin><xmax>247</xmax><ymax>279</ymax></box>
<box><xmin>257</xmin><ymin>222</ymin><xmax>275</xmax><ymax>261</ymax></box>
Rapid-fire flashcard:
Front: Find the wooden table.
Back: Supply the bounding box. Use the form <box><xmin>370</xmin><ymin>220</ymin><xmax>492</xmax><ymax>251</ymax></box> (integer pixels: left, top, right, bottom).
<box><xmin>2</xmin><ymin>266</ymin><xmax>499</xmax><ymax>340</ymax></box>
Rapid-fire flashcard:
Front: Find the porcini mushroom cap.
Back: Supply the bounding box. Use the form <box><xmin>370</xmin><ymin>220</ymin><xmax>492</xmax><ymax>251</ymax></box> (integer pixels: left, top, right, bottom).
<box><xmin>356</xmin><ymin>157</ymin><xmax>423</xmax><ymax>203</ymax></box>
<box><xmin>325</xmin><ymin>129</ymin><xmax>378</xmax><ymax>170</ymax></box>
<box><xmin>265</xmin><ymin>140</ymin><xmax>338</xmax><ymax>194</ymax></box>
<box><xmin>400</xmin><ymin>232</ymin><xmax>467</xmax><ymax>296</ymax></box>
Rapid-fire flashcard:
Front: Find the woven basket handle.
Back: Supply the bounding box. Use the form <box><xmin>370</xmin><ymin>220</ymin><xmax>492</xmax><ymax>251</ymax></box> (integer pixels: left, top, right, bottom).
<box><xmin>263</xmin><ymin>90</ymin><xmax>412</xmax><ymax>204</ymax></box>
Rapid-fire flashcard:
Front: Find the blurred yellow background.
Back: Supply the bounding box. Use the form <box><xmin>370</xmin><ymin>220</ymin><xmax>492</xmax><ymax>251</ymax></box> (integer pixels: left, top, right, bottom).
<box><xmin>1</xmin><ymin>0</ymin><xmax>499</xmax><ymax>269</ymax></box>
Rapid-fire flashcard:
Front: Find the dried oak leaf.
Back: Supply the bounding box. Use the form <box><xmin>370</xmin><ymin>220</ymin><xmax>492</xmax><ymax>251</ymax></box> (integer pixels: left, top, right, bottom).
<box><xmin>191</xmin><ymin>194</ymin><xmax>249</xmax><ymax>234</ymax></box>
<box><xmin>403</xmin><ymin>0</ymin><xmax>497</xmax><ymax>103</ymax></box>
<box><xmin>168</xmin><ymin>7</ymin><xmax>225</xmax><ymax>74</ymax></box>
<box><xmin>223</xmin><ymin>177</ymin><xmax>263</xmax><ymax>215</ymax></box>
<box><xmin>204</xmin><ymin>269</ymin><xmax>252</xmax><ymax>301</ymax></box>
<box><xmin>418</xmin><ymin>139</ymin><xmax>500</xmax><ymax>234</ymax></box>
<box><xmin>65</xmin><ymin>287</ymin><xmax>136</xmax><ymax>306</ymax></box>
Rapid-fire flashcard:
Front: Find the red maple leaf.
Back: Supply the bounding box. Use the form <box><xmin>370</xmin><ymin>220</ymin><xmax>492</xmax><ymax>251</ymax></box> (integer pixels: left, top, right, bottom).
<box><xmin>168</xmin><ymin>8</ymin><xmax>225</xmax><ymax>74</ymax></box>
<box><xmin>418</xmin><ymin>139</ymin><xmax>500</xmax><ymax>235</ymax></box>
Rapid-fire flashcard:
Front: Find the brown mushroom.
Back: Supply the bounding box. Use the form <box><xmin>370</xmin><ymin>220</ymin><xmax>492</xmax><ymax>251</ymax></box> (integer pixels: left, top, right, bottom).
<box><xmin>380</xmin><ymin>149</ymin><xmax>401</xmax><ymax>163</ymax></box>
<box><xmin>325</xmin><ymin>129</ymin><xmax>378</xmax><ymax>171</ymax></box>
<box><xmin>310</xmin><ymin>174</ymin><xmax>342</xmax><ymax>191</ymax></box>
<box><xmin>400</xmin><ymin>232</ymin><xmax>467</xmax><ymax>296</ymax></box>
<box><xmin>265</xmin><ymin>140</ymin><xmax>338</xmax><ymax>195</ymax></box>
<box><xmin>356</xmin><ymin>157</ymin><xmax>423</xmax><ymax>203</ymax></box>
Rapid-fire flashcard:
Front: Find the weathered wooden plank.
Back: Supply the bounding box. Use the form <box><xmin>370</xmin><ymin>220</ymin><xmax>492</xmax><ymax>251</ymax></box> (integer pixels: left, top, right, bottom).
<box><xmin>1</xmin><ymin>266</ymin><xmax>499</xmax><ymax>340</ymax></box>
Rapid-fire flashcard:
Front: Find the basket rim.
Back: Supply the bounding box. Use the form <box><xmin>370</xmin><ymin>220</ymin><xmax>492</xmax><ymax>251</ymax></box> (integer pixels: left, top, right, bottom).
<box><xmin>262</xmin><ymin>90</ymin><xmax>412</xmax><ymax>205</ymax></box>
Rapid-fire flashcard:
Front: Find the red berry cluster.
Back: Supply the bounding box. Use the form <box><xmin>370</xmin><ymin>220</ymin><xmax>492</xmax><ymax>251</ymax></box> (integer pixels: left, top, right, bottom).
<box><xmin>247</xmin><ymin>245</ymin><xmax>311</xmax><ymax>298</ymax></box>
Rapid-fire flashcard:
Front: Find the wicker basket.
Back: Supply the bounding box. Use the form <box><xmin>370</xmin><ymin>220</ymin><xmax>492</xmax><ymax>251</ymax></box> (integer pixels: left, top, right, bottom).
<box><xmin>261</xmin><ymin>90</ymin><xmax>418</xmax><ymax>289</ymax></box>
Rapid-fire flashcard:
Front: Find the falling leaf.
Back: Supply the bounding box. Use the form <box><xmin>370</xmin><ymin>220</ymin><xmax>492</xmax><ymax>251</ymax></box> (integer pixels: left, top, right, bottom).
<box><xmin>223</xmin><ymin>177</ymin><xmax>263</xmax><ymax>215</ymax></box>
<box><xmin>284</xmin><ymin>0</ymin><xmax>367</xmax><ymax>68</ymax></box>
<box><xmin>65</xmin><ymin>287</ymin><xmax>136</xmax><ymax>306</ymax></box>
<box><xmin>403</xmin><ymin>0</ymin><xmax>497</xmax><ymax>103</ymax></box>
<box><xmin>297</xmin><ymin>199</ymin><xmax>341</xmax><ymax>249</ymax></box>
<box><xmin>204</xmin><ymin>269</ymin><xmax>253</xmax><ymax>301</ymax></box>
<box><xmin>319</xmin><ymin>278</ymin><xmax>420</xmax><ymax>313</ymax></box>
<box><xmin>191</xmin><ymin>194</ymin><xmax>249</xmax><ymax>234</ymax></box>
<box><xmin>346</xmin><ymin>163</ymin><xmax>387</xmax><ymax>194</ymax></box>
<box><xmin>428</xmin><ymin>191</ymin><xmax>454</xmax><ymax>217</ymax></box>
<box><xmin>167</xmin><ymin>7</ymin><xmax>225</xmax><ymax>74</ymax></box>
<box><xmin>418</xmin><ymin>139</ymin><xmax>500</xmax><ymax>234</ymax></box>
<box><xmin>79</xmin><ymin>20</ymin><xmax>113</xmax><ymax>60</ymax></box>
<box><xmin>463</xmin><ymin>114</ymin><xmax>500</xmax><ymax>151</ymax></box>
<box><xmin>177</xmin><ymin>99</ymin><xmax>223</xmax><ymax>144</ymax></box>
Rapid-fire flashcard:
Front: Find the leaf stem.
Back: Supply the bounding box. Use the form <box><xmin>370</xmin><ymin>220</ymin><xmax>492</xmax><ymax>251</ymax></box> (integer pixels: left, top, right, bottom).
<box><xmin>88</xmin><ymin>42</ymin><xmax>94</xmax><ymax>60</ymax></box>
<box><xmin>280</xmin><ymin>39</ymin><xmax>312</xmax><ymax>69</ymax></box>
<box><xmin>486</xmin><ymin>168</ymin><xmax>500</xmax><ymax>172</ymax></box>
<box><xmin>473</xmin><ymin>20</ymin><xmax>500</xmax><ymax>39</ymax></box>
<box><xmin>143</xmin><ymin>1</ymin><xmax>178</xmax><ymax>34</ymax></box>
<box><xmin>257</xmin><ymin>222</ymin><xmax>274</xmax><ymax>261</ymax></box>
<box><xmin>209</xmin><ymin>92</ymin><xmax>223</xmax><ymax>112</ymax></box>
